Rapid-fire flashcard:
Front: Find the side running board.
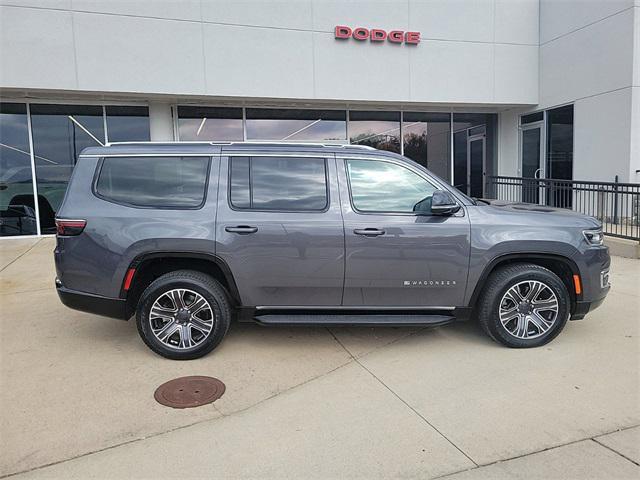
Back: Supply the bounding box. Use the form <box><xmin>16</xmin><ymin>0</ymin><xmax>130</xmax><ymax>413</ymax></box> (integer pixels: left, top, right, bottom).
<box><xmin>254</xmin><ymin>314</ymin><xmax>455</xmax><ymax>327</ymax></box>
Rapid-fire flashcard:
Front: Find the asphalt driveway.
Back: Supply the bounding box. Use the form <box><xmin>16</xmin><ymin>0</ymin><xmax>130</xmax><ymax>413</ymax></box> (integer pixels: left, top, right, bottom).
<box><xmin>0</xmin><ymin>237</ymin><xmax>638</xmax><ymax>479</ymax></box>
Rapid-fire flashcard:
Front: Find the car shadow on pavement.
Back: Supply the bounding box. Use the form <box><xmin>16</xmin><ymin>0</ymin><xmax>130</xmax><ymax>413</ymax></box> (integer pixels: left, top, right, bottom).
<box><xmin>71</xmin><ymin>309</ymin><xmax>496</xmax><ymax>361</ymax></box>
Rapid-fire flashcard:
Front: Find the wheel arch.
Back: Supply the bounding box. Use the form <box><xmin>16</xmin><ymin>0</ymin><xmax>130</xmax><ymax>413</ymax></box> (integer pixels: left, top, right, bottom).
<box><xmin>468</xmin><ymin>253</ymin><xmax>581</xmax><ymax>312</ymax></box>
<box><xmin>122</xmin><ymin>252</ymin><xmax>241</xmax><ymax>318</ymax></box>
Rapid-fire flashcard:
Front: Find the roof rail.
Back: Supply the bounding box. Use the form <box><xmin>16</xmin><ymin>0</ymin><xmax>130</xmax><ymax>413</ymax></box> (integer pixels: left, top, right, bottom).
<box><xmin>104</xmin><ymin>140</ymin><xmax>376</xmax><ymax>150</ymax></box>
<box><xmin>104</xmin><ymin>141</ymin><xmax>226</xmax><ymax>146</ymax></box>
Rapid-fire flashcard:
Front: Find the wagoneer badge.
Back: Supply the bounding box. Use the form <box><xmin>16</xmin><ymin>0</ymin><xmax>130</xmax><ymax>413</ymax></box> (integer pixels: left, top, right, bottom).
<box><xmin>403</xmin><ymin>280</ymin><xmax>457</xmax><ymax>287</ymax></box>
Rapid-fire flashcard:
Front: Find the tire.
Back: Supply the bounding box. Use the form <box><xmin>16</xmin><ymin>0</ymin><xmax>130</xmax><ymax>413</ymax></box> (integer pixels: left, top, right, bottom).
<box><xmin>477</xmin><ymin>263</ymin><xmax>570</xmax><ymax>348</ymax></box>
<box><xmin>136</xmin><ymin>270</ymin><xmax>231</xmax><ymax>360</ymax></box>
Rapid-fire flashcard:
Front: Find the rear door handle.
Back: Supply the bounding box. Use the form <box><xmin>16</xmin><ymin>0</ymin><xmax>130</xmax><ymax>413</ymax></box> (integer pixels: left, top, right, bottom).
<box><xmin>225</xmin><ymin>225</ymin><xmax>258</xmax><ymax>235</ymax></box>
<box><xmin>354</xmin><ymin>228</ymin><xmax>385</xmax><ymax>237</ymax></box>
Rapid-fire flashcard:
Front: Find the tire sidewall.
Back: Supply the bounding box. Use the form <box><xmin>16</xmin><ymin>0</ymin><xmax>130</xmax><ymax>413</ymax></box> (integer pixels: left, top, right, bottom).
<box><xmin>137</xmin><ymin>275</ymin><xmax>228</xmax><ymax>360</ymax></box>
<box><xmin>486</xmin><ymin>268</ymin><xmax>570</xmax><ymax>348</ymax></box>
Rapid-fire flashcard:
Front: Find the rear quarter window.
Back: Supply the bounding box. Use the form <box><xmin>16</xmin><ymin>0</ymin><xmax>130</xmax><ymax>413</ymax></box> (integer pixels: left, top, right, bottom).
<box><xmin>95</xmin><ymin>156</ymin><xmax>209</xmax><ymax>208</ymax></box>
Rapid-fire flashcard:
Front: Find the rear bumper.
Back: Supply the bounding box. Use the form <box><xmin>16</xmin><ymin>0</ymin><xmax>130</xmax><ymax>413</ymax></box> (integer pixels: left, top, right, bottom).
<box><xmin>56</xmin><ymin>279</ymin><xmax>128</xmax><ymax>320</ymax></box>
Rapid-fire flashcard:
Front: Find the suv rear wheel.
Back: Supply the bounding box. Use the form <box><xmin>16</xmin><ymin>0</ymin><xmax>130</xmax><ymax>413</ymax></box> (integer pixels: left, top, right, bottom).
<box><xmin>477</xmin><ymin>263</ymin><xmax>570</xmax><ymax>348</ymax></box>
<box><xmin>136</xmin><ymin>270</ymin><xmax>231</xmax><ymax>360</ymax></box>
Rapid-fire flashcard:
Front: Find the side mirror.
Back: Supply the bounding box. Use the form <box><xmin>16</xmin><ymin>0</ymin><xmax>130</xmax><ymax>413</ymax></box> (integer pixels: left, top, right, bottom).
<box><xmin>431</xmin><ymin>190</ymin><xmax>461</xmax><ymax>215</ymax></box>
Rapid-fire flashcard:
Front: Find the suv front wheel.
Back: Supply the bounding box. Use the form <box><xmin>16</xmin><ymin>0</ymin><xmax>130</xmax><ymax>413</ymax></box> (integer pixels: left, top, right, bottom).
<box><xmin>477</xmin><ymin>263</ymin><xmax>571</xmax><ymax>348</ymax></box>
<box><xmin>136</xmin><ymin>270</ymin><xmax>231</xmax><ymax>360</ymax></box>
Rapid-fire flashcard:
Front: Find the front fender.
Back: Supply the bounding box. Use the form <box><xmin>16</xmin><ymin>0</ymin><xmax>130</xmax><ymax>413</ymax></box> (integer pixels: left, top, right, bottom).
<box><xmin>465</xmin><ymin>239</ymin><xmax>582</xmax><ymax>306</ymax></box>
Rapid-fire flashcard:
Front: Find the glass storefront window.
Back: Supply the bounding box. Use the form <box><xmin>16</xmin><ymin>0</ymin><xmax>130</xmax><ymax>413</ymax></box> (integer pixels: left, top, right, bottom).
<box><xmin>30</xmin><ymin>104</ymin><xmax>104</xmax><ymax>233</ymax></box>
<box><xmin>0</xmin><ymin>103</ymin><xmax>37</xmax><ymax>236</ymax></box>
<box><xmin>106</xmin><ymin>106</ymin><xmax>150</xmax><ymax>142</ymax></box>
<box><xmin>546</xmin><ymin>105</ymin><xmax>573</xmax><ymax>180</ymax></box>
<box><xmin>178</xmin><ymin>106</ymin><xmax>243</xmax><ymax>141</ymax></box>
<box><xmin>246</xmin><ymin>109</ymin><xmax>346</xmax><ymax>142</ymax></box>
<box><xmin>348</xmin><ymin>111</ymin><xmax>400</xmax><ymax>153</ymax></box>
<box><xmin>402</xmin><ymin>112</ymin><xmax>451</xmax><ymax>181</ymax></box>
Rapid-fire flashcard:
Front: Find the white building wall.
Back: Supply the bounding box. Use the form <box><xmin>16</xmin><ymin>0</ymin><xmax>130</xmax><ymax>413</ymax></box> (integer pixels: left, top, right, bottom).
<box><xmin>497</xmin><ymin>109</ymin><xmax>521</xmax><ymax>177</ymax></box>
<box><xmin>148</xmin><ymin>103</ymin><xmax>175</xmax><ymax>142</ymax></box>
<box><xmin>0</xmin><ymin>0</ymin><xmax>539</xmax><ymax>105</ymax></box>
<box><xmin>1</xmin><ymin>0</ymin><xmax>638</xmax><ymax>185</ymax></box>
<box><xmin>573</xmin><ymin>88</ymin><xmax>632</xmax><ymax>182</ymax></box>
<box><xmin>498</xmin><ymin>0</ymin><xmax>639</xmax><ymax>182</ymax></box>
<box><xmin>536</xmin><ymin>0</ymin><xmax>638</xmax><ymax>182</ymax></box>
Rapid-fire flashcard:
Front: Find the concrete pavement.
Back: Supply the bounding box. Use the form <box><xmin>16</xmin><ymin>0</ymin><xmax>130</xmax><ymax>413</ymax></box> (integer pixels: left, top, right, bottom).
<box><xmin>1</xmin><ymin>237</ymin><xmax>638</xmax><ymax>479</ymax></box>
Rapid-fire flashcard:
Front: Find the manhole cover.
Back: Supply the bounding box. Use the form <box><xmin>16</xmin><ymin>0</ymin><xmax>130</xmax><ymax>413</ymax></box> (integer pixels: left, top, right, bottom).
<box><xmin>154</xmin><ymin>376</ymin><xmax>225</xmax><ymax>409</ymax></box>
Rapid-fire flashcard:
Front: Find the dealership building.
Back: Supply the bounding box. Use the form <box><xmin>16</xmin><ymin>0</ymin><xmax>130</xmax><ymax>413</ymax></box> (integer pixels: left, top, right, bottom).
<box><xmin>1</xmin><ymin>0</ymin><xmax>639</xmax><ymax>237</ymax></box>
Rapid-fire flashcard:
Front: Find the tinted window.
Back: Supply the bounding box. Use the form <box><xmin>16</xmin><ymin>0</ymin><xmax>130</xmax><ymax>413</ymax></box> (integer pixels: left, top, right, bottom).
<box><xmin>178</xmin><ymin>106</ymin><xmax>244</xmax><ymax>141</ymax></box>
<box><xmin>229</xmin><ymin>157</ymin><xmax>327</xmax><ymax>211</ymax></box>
<box><xmin>346</xmin><ymin>159</ymin><xmax>437</xmax><ymax>214</ymax></box>
<box><xmin>402</xmin><ymin>112</ymin><xmax>451</xmax><ymax>181</ymax></box>
<box><xmin>348</xmin><ymin>111</ymin><xmax>400</xmax><ymax>153</ymax></box>
<box><xmin>546</xmin><ymin>105</ymin><xmax>573</xmax><ymax>181</ymax></box>
<box><xmin>0</xmin><ymin>103</ymin><xmax>37</xmax><ymax>236</ymax></box>
<box><xmin>106</xmin><ymin>106</ymin><xmax>150</xmax><ymax>142</ymax></box>
<box><xmin>30</xmin><ymin>104</ymin><xmax>105</xmax><ymax>232</ymax></box>
<box><xmin>96</xmin><ymin>157</ymin><xmax>209</xmax><ymax>208</ymax></box>
<box><xmin>521</xmin><ymin>112</ymin><xmax>543</xmax><ymax>124</ymax></box>
<box><xmin>246</xmin><ymin>109</ymin><xmax>346</xmax><ymax>142</ymax></box>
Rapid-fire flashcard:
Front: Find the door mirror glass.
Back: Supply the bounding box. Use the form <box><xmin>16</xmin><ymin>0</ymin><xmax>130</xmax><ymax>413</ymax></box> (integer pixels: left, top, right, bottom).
<box><xmin>430</xmin><ymin>190</ymin><xmax>460</xmax><ymax>215</ymax></box>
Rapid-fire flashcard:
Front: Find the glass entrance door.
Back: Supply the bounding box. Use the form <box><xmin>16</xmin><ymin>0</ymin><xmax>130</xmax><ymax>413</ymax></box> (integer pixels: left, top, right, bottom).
<box><xmin>520</xmin><ymin>122</ymin><xmax>544</xmax><ymax>204</ymax></box>
<box><xmin>467</xmin><ymin>133</ymin><xmax>485</xmax><ymax>198</ymax></box>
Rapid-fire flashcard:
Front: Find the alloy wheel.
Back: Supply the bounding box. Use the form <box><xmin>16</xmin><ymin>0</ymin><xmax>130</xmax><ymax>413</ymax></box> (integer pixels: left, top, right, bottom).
<box><xmin>498</xmin><ymin>280</ymin><xmax>559</xmax><ymax>339</ymax></box>
<box><xmin>149</xmin><ymin>288</ymin><xmax>215</xmax><ymax>350</ymax></box>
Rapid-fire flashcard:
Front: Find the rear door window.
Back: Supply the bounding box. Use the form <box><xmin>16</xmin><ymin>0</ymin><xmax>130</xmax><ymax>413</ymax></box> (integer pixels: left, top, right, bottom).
<box><xmin>95</xmin><ymin>156</ymin><xmax>209</xmax><ymax>208</ymax></box>
<box><xmin>229</xmin><ymin>156</ymin><xmax>328</xmax><ymax>211</ymax></box>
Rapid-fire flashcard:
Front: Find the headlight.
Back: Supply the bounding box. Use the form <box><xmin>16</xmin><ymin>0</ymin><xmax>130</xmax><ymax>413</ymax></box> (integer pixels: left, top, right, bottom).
<box><xmin>582</xmin><ymin>228</ymin><xmax>604</xmax><ymax>246</ymax></box>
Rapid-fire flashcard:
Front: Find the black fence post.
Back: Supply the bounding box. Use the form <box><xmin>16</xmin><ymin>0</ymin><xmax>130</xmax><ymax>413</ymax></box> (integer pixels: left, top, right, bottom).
<box><xmin>613</xmin><ymin>175</ymin><xmax>619</xmax><ymax>225</ymax></box>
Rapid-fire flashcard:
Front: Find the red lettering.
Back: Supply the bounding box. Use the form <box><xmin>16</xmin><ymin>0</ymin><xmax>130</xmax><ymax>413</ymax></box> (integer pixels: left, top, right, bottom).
<box><xmin>370</xmin><ymin>29</ymin><xmax>387</xmax><ymax>42</ymax></box>
<box><xmin>405</xmin><ymin>31</ymin><xmax>420</xmax><ymax>44</ymax></box>
<box><xmin>334</xmin><ymin>25</ymin><xmax>352</xmax><ymax>39</ymax></box>
<box><xmin>352</xmin><ymin>27</ymin><xmax>370</xmax><ymax>40</ymax></box>
<box><xmin>334</xmin><ymin>26</ymin><xmax>421</xmax><ymax>45</ymax></box>
<box><xmin>388</xmin><ymin>30</ymin><xmax>404</xmax><ymax>43</ymax></box>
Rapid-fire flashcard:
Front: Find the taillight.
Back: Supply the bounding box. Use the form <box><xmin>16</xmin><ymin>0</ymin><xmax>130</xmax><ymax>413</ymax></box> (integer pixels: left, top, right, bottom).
<box><xmin>55</xmin><ymin>219</ymin><xmax>86</xmax><ymax>236</ymax></box>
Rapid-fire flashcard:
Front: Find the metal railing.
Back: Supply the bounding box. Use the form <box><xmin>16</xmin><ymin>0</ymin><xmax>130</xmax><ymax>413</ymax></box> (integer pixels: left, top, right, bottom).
<box><xmin>486</xmin><ymin>176</ymin><xmax>640</xmax><ymax>241</ymax></box>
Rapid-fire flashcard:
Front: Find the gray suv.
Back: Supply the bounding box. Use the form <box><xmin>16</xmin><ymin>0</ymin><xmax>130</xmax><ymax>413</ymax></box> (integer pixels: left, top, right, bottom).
<box><xmin>54</xmin><ymin>142</ymin><xmax>611</xmax><ymax>359</ymax></box>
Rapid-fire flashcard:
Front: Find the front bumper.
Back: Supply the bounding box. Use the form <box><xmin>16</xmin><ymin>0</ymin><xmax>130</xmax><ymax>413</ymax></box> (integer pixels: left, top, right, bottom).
<box><xmin>571</xmin><ymin>294</ymin><xmax>608</xmax><ymax>320</ymax></box>
<box><xmin>56</xmin><ymin>278</ymin><xmax>128</xmax><ymax>320</ymax></box>
<box><xmin>570</xmin><ymin>246</ymin><xmax>611</xmax><ymax>320</ymax></box>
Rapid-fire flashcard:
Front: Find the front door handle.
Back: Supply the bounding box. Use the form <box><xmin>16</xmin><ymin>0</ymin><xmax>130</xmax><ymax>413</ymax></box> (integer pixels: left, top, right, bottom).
<box><xmin>225</xmin><ymin>225</ymin><xmax>258</xmax><ymax>235</ymax></box>
<box><xmin>354</xmin><ymin>228</ymin><xmax>385</xmax><ymax>237</ymax></box>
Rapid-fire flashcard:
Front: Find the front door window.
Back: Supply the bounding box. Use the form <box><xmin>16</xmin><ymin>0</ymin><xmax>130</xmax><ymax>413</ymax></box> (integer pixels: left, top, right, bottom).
<box><xmin>346</xmin><ymin>159</ymin><xmax>437</xmax><ymax>214</ymax></box>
